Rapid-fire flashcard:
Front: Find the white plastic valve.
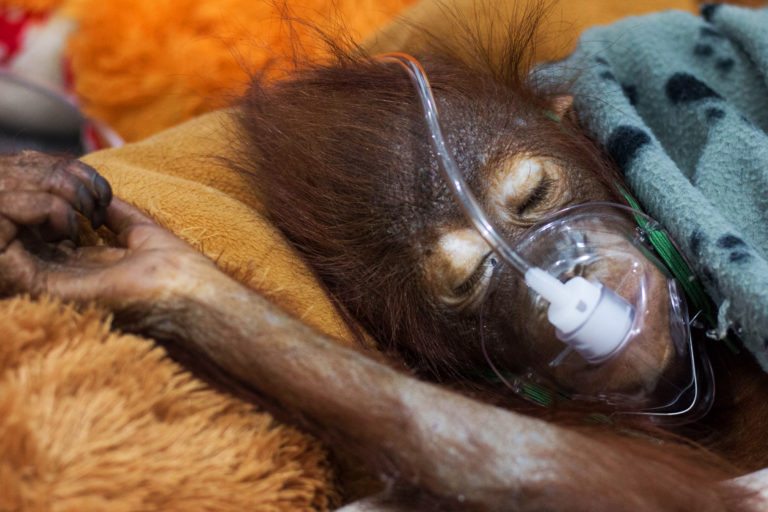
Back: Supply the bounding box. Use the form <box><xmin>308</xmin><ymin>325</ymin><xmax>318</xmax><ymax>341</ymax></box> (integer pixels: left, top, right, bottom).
<box><xmin>525</xmin><ymin>267</ymin><xmax>635</xmax><ymax>363</ymax></box>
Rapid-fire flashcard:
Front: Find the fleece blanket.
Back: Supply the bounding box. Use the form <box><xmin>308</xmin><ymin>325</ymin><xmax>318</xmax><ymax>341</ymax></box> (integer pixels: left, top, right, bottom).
<box><xmin>535</xmin><ymin>4</ymin><xmax>768</xmax><ymax>369</ymax></box>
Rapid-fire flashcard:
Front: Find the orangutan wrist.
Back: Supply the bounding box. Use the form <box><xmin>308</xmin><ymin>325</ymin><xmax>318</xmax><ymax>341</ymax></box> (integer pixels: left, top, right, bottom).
<box><xmin>105</xmin><ymin>257</ymin><xmax>247</xmax><ymax>335</ymax></box>
<box><xmin>132</xmin><ymin>254</ymin><xmax>236</xmax><ymax>304</ymax></box>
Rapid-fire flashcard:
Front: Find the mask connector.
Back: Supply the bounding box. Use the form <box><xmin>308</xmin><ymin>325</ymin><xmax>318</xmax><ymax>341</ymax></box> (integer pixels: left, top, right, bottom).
<box><xmin>377</xmin><ymin>53</ymin><xmax>714</xmax><ymax>422</ymax></box>
<box><xmin>525</xmin><ymin>268</ymin><xmax>635</xmax><ymax>363</ymax></box>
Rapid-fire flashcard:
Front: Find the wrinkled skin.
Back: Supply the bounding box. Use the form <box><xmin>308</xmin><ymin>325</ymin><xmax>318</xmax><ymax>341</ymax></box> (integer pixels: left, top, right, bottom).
<box><xmin>0</xmin><ymin>151</ymin><xmax>219</xmax><ymax>310</ymax></box>
<box><xmin>0</xmin><ymin>151</ymin><xmax>761</xmax><ymax>511</ymax></box>
<box><xmin>239</xmin><ymin>55</ymin><xmax>682</xmax><ymax>404</ymax></box>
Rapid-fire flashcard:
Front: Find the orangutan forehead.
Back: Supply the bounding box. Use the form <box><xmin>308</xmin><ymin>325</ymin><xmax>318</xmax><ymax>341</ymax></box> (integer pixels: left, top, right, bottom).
<box><xmin>381</xmin><ymin>136</ymin><xmax>486</xmax><ymax>234</ymax></box>
<box><xmin>375</xmin><ymin>93</ymin><xmax>544</xmax><ymax>245</ymax></box>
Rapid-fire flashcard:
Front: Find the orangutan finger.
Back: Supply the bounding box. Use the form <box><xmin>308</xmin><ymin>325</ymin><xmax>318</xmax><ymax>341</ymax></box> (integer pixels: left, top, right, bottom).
<box><xmin>105</xmin><ymin>197</ymin><xmax>173</xmax><ymax>249</ymax></box>
<box><xmin>1</xmin><ymin>155</ymin><xmax>80</xmax><ymax>209</ymax></box>
<box><xmin>0</xmin><ymin>190</ymin><xmax>78</xmax><ymax>241</ymax></box>
<box><xmin>0</xmin><ymin>216</ymin><xmax>17</xmax><ymax>252</ymax></box>
<box><xmin>60</xmin><ymin>159</ymin><xmax>111</xmax><ymax>202</ymax></box>
<box><xmin>0</xmin><ymin>240</ymin><xmax>40</xmax><ymax>296</ymax></box>
<box><xmin>0</xmin><ymin>239</ymin><xmax>94</xmax><ymax>300</ymax></box>
<box><xmin>65</xmin><ymin>160</ymin><xmax>113</xmax><ymax>228</ymax></box>
<box><xmin>47</xmin><ymin>159</ymin><xmax>101</xmax><ymax>221</ymax></box>
<box><xmin>1</xmin><ymin>152</ymin><xmax>110</xmax><ymax>229</ymax></box>
<box><xmin>105</xmin><ymin>196</ymin><xmax>153</xmax><ymax>229</ymax></box>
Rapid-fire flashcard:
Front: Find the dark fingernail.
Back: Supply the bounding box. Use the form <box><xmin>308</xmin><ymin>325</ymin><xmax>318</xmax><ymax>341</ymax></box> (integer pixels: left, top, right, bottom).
<box><xmin>94</xmin><ymin>175</ymin><xmax>113</xmax><ymax>206</ymax></box>
<box><xmin>76</xmin><ymin>184</ymin><xmax>94</xmax><ymax>218</ymax></box>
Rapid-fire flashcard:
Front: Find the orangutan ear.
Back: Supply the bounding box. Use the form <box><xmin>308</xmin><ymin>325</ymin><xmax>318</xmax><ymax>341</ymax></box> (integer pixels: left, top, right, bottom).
<box><xmin>550</xmin><ymin>94</ymin><xmax>574</xmax><ymax>118</ymax></box>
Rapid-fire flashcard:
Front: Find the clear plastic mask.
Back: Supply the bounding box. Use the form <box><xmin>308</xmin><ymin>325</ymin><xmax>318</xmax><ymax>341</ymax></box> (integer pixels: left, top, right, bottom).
<box><xmin>483</xmin><ymin>203</ymin><xmax>714</xmax><ymax>423</ymax></box>
<box><xmin>375</xmin><ymin>52</ymin><xmax>714</xmax><ymax>424</ymax></box>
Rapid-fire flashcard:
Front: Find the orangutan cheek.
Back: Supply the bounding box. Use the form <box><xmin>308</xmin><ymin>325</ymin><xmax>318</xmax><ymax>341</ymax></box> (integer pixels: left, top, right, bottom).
<box><xmin>479</xmin><ymin>274</ymin><xmax>562</xmax><ymax>373</ymax></box>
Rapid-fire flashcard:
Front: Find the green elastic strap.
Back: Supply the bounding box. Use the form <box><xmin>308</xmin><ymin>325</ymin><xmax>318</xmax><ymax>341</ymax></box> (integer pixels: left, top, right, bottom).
<box><xmin>475</xmin><ymin>369</ymin><xmax>568</xmax><ymax>406</ymax></box>
<box><xmin>520</xmin><ymin>381</ymin><xmax>569</xmax><ymax>407</ymax></box>
<box><xmin>479</xmin><ymin>185</ymin><xmax>736</xmax><ymax>403</ymax></box>
<box><xmin>542</xmin><ymin>109</ymin><xmax>561</xmax><ymax>123</ymax></box>
<box><xmin>616</xmin><ymin>184</ymin><xmax>737</xmax><ymax>352</ymax></box>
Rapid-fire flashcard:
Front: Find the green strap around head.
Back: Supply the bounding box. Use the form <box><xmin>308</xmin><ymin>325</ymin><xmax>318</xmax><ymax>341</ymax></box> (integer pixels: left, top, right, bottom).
<box><xmin>616</xmin><ymin>184</ymin><xmax>736</xmax><ymax>352</ymax></box>
<box><xmin>478</xmin><ymin>185</ymin><xmax>737</xmax><ymax>404</ymax></box>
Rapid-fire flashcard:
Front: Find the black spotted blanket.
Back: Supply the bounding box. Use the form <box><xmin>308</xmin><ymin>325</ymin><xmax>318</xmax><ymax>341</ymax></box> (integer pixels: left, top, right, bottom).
<box><xmin>536</xmin><ymin>4</ymin><xmax>768</xmax><ymax>368</ymax></box>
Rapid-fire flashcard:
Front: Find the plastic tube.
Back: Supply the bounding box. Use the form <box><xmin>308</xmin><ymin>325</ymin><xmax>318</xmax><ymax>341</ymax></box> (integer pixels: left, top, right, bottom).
<box><xmin>373</xmin><ymin>53</ymin><xmax>635</xmax><ymax>362</ymax></box>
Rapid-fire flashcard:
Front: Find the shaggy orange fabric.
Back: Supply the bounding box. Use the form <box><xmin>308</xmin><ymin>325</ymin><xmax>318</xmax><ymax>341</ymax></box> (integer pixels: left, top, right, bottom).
<box><xmin>62</xmin><ymin>0</ymin><xmax>417</xmax><ymax>142</ymax></box>
<box><xmin>0</xmin><ymin>295</ymin><xmax>335</xmax><ymax>511</ymax></box>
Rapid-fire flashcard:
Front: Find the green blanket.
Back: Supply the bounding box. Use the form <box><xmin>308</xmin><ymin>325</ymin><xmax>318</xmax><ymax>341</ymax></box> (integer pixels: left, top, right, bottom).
<box><xmin>536</xmin><ymin>4</ymin><xmax>768</xmax><ymax>368</ymax></box>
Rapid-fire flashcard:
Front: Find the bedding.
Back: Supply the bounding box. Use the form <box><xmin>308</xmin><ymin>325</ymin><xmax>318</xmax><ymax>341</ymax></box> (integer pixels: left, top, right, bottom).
<box><xmin>536</xmin><ymin>4</ymin><xmax>768</xmax><ymax>368</ymax></box>
<box><xmin>2</xmin><ymin>1</ymin><xmax>765</xmax><ymax>509</ymax></box>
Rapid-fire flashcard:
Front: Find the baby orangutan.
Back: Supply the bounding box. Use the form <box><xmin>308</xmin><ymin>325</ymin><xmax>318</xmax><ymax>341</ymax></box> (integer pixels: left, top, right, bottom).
<box><xmin>236</xmin><ymin>47</ymin><xmax>685</xmax><ymax>405</ymax></box>
<box><xmin>0</xmin><ymin>39</ymin><xmax>766</xmax><ymax>512</ymax></box>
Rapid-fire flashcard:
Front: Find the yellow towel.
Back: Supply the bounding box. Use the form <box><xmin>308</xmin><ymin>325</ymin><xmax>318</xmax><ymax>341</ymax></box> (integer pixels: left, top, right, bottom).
<box><xmin>81</xmin><ymin>110</ymin><xmax>370</xmax><ymax>349</ymax></box>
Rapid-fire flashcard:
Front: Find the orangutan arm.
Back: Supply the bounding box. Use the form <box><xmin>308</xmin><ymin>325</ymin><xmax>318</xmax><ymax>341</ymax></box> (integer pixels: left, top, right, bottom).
<box><xmin>0</xmin><ymin>152</ymin><xmax>755</xmax><ymax>512</ymax></box>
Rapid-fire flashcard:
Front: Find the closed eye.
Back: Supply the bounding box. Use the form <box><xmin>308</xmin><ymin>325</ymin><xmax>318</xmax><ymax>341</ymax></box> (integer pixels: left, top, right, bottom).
<box><xmin>429</xmin><ymin>228</ymin><xmax>499</xmax><ymax>311</ymax></box>
<box><xmin>516</xmin><ymin>176</ymin><xmax>552</xmax><ymax>216</ymax></box>
<box><xmin>453</xmin><ymin>252</ymin><xmax>498</xmax><ymax>301</ymax></box>
<box><xmin>489</xmin><ymin>156</ymin><xmax>570</xmax><ymax>225</ymax></box>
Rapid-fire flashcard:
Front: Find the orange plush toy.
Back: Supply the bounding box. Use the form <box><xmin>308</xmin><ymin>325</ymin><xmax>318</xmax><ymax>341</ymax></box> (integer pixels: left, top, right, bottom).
<box><xmin>1</xmin><ymin>0</ymin><xmax>416</xmax><ymax>143</ymax></box>
<box><xmin>3</xmin><ymin>0</ymin><xmax>766</xmax><ymax>145</ymax></box>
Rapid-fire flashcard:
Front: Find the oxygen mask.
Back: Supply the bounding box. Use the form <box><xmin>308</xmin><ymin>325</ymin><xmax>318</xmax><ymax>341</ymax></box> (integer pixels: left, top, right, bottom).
<box><xmin>375</xmin><ymin>52</ymin><xmax>715</xmax><ymax>423</ymax></box>
<box><xmin>485</xmin><ymin>203</ymin><xmax>714</xmax><ymax>423</ymax></box>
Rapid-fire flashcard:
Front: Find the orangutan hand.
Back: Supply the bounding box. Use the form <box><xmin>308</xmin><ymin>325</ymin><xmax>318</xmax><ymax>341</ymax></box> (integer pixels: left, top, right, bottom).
<box><xmin>0</xmin><ymin>151</ymin><xmax>227</xmax><ymax>311</ymax></box>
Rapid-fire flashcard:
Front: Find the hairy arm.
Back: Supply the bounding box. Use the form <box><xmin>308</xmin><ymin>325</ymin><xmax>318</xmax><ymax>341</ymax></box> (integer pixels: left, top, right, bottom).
<box><xmin>135</xmin><ymin>260</ymin><xmax>759</xmax><ymax>512</ymax></box>
<box><xmin>0</xmin><ymin>152</ymin><xmax>752</xmax><ymax>511</ymax></box>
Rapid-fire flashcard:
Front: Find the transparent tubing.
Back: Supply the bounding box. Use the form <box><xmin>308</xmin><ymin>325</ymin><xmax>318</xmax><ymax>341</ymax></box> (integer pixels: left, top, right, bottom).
<box><xmin>508</xmin><ymin>203</ymin><xmax>714</xmax><ymax>423</ymax></box>
<box><xmin>374</xmin><ymin>53</ymin><xmax>533</xmax><ymax>275</ymax></box>
<box><xmin>374</xmin><ymin>53</ymin><xmax>636</xmax><ymax>362</ymax></box>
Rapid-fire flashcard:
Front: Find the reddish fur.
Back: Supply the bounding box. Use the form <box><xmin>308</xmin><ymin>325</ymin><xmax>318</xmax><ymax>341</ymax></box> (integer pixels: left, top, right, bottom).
<box><xmin>235</xmin><ymin>28</ymin><xmax>622</xmax><ymax>380</ymax></box>
<box><xmin>231</xmin><ymin>7</ymin><xmax>766</xmax><ymax>510</ymax></box>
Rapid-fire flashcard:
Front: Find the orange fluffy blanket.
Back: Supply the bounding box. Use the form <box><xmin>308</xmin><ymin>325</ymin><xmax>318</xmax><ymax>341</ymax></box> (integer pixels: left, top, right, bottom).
<box><xmin>2</xmin><ymin>0</ymin><xmax>725</xmax><ymax>509</ymax></box>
